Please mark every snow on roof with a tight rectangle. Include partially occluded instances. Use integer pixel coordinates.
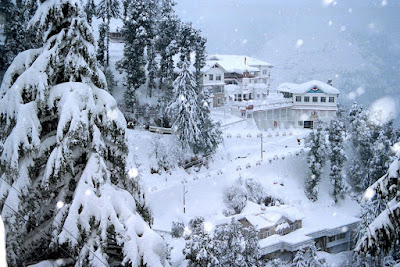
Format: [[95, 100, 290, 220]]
[[206, 54, 272, 74], [259, 228, 314, 252], [278, 80, 340, 95], [238, 202, 303, 230]]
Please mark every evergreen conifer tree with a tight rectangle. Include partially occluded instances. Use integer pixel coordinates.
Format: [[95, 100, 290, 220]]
[[1, 0, 37, 69], [328, 118, 347, 203], [168, 59, 221, 155], [183, 217, 218, 266], [118, 0, 151, 116], [156, 0, 179, 105], [84, 0, 96, 24], [212, 219, 261, 267], [96, 0, 120, 66], [292, 248, 306, 267], [0, 0, 166, 265], [355, 150, 400, 261], [305, 122, 329, 201]]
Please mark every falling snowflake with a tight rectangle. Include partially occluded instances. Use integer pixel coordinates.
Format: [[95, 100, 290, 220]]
[[204, 222, 214, 232], [56, 201, 64, 209], [381, 0, 387, 6], [363, 188, 375, 201], [340, 25, 346, 32], [296, 39, 304, 48], [107, 109, 118, 121], [242, 39, 248, 44], [85, 189, 91, 196], [128, 168, 139, 179]]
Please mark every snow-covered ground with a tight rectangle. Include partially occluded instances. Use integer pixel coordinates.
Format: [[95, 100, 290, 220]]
[[125, 110, 360, 265]]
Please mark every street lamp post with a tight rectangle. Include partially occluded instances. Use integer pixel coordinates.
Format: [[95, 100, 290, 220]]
[[181, 179, 188, 214]]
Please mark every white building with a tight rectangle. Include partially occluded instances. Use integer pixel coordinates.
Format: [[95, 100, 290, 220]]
[[205, 55, 273, 105], [277, 80, 340, 129], [201, 62, 226, 107]]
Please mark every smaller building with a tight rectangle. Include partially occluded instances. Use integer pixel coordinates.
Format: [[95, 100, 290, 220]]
[[223, 201, 360, 260], [238, 204, 303, 240], [277, 80, 339, 129]]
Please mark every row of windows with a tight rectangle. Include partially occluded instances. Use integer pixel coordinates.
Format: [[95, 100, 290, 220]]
[[207, 74, 222, 81], [296, 96, 335, 103], [328, 232, 346, 243]]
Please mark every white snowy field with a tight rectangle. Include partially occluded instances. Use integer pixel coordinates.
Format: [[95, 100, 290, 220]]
[[126, 111, 360, 266]]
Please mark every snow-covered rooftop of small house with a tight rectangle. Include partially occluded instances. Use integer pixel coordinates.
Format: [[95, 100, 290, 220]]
[[235, 202, 303, 230], [206, 55, 272, 74], [277, 80, 340, 95]]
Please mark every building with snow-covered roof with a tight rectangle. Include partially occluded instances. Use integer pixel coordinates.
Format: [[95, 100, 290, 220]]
[[220, 201, 360, 259], [201, 62, 226, 107], [277, 80, 340, 129], [237, 204, 303, 240], [206, 55, 273, 105]]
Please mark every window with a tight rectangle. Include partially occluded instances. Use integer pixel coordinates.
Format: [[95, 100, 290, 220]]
[[337, 233, 346, 240], [296, 96, 301, 102], [328, 236, 336, 242], [329, 97, 335, 103], [313, 96, 318, 102], [249, 93, 252, 99], [298, 121, 303, 126], [238, 94, 242, 101], [209, 74, 213, 81], [215, 86, 222, 93], [263, 70, 267, 75], [290, 224, 294, 232], [257, 94, 261, 99], [304, 96, 310, 102], [216, 74, 221, 81], [217, 97, 221, 105], [321, 97, 326, 102]]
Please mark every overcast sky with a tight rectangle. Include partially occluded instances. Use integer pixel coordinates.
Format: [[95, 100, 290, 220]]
[[174, 0, 400, 119]]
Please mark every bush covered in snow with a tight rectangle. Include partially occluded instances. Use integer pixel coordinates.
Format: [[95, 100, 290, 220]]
[[171, 221, 185, 238], [223, 177, 274, 215]]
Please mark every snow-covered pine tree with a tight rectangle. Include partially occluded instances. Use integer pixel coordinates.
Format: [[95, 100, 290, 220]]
[[96, 0, 120, 66], [1, 0, 37, 69], [306, 243, 326, 267], [0, 0, 167, 265], [168, 58, 220, 155], [183, 217, 218, 266], [84, 0, 96, 24], [118, 0, 151, 117], [145, 0, 158, 98], [328, 118, 347, 203], [355, 150, 400, 261], [156, 0, 179, 105], [212, 218, 261, 267], [348, 103, 373, 190], [305, 122, 329, 201], [369, 129, 394, 184], [292, 248, 306, 267], [193, 29, 206, 93]]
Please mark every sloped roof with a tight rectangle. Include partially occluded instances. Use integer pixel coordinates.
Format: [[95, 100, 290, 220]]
[[206, 54, 272, 74], [278, 80, 340, 95], [238, 201, 303, 230]]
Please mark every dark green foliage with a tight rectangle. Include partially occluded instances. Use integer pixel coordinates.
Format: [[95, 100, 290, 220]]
[[328, 118, 347, 203], [305, 122, 329, 201], [1, 0, 37, 69]]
